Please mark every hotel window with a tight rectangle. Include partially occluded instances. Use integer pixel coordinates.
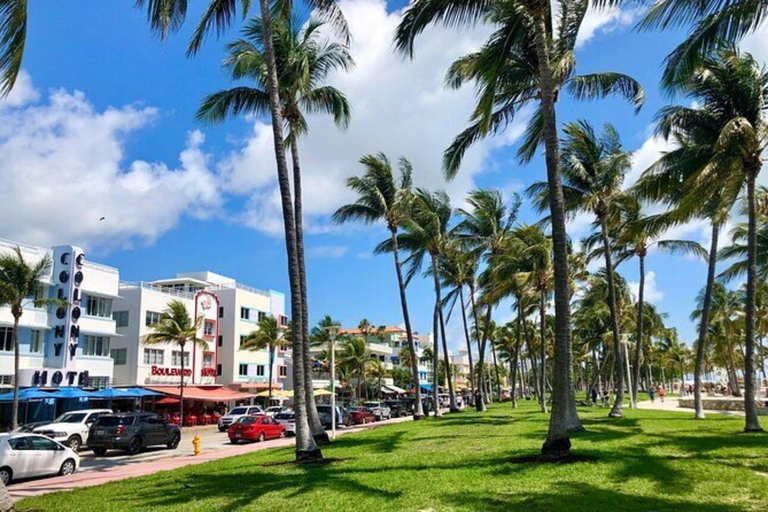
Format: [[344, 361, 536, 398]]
[[0, 327, 13, 352], [257, 311, 268, 322], [240, 307, 250, 320], [256, 365, 265, 377], [204, 320, 215, 337], [145, 311, 162, 327], [218, 306, 224, 318], [203, 352, 214, 367], [171, 351, 190, 367], [86, 296, 113, 318], [239, 364, 248, 376], [29, 330, 43, 354], [239, 335, 247, 348], [279, 315, 288, 327], [112, 311, 129, 328], [217, 335, 223, 348], [89, 377, 109, 389], [82, 335, 110, 357], [279, 366, 287, 377], [0, 375, 12, 386], [217, 364, 222, 376], [110, 348, 127, 365], [144, 348, 164, 365]]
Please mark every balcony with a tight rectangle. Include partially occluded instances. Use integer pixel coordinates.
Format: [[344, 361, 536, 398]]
[[367, 342, 393, 356]]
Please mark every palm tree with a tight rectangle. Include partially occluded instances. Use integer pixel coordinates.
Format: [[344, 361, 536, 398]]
[[640, 49, 766, 430], [379, 188, 459, 413], [394, 0, 644, 459], [0, 247, 64, 429], [357, 319, 372, 340], [530, 120, 631, 418], [454, 189, 521, 408], [242, 315, 288, 403], [198, 13, 351, 446], [142, 300, 207, 427], [333, 153, 425, 419], [338, 337, 372, 400]]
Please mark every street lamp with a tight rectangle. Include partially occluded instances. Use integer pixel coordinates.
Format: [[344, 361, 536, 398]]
[[620, 334, 635, 409], [323, 325, 339, 440]]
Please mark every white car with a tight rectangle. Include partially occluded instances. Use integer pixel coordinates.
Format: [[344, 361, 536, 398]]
[[217, 406, 264, 432], [0, 433, 79, 485], [274, 411, 296, 436], [33, 409, 112, 451], [264, 406, 291, 418], [363, 402, 391, 420]]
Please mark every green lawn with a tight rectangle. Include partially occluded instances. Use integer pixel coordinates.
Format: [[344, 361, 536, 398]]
[[18, 401, 768, 511]]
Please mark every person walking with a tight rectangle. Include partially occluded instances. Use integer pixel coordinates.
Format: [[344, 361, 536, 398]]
[[658, 385, 666, 403], [649, 386, 656, 403], [591, 387, 598, 405]]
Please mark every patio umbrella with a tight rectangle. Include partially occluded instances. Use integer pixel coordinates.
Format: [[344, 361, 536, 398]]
[[157, 397, 180, 405], [313, 389, 333, 396]]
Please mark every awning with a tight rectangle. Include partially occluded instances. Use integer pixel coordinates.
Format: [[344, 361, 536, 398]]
[[382, 384, 407, 394], [156, 397, 180, 405], [0, 387, 91, 401], [144, 386, 256, 402], [420, 383, 433, 391], [90, 388, 136, 399]]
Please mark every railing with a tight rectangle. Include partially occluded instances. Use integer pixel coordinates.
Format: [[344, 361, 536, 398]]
[[83, 261, 119, 274], [205, 282, 271, 298], [119, 281, 195, 299]]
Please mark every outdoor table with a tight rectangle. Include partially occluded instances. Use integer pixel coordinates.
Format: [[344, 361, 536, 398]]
[[169, 415, 181, 425], [201, 414, 212, 425], [184, 415, 198, 427]]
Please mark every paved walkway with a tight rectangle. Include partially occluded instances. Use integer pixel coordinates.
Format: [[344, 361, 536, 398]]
[[636, 397, 745, 416], [9, 415, 414, 502]]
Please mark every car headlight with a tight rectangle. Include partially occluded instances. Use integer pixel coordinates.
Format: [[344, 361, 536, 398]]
[[51, 431, 67, 438]]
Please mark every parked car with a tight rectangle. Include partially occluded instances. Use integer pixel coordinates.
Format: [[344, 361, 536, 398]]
[[227, 415, 285, 443], [347, 406, 375, 425], [264, 406, 291, 418], [218, 406, 264, 432], [0, 433, 79, 485], [316, 405, 350, 429], [384, 400, 407, 418], [88, 413, 181, 456], [273, 411, 296, 436], [33, 409, 112, 451], [363, 401, 391, 421], [13, 421, 51, 433]]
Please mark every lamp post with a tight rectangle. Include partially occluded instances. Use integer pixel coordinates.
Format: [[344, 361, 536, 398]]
[[620, 334, 635, 409], [323, 325, 339, 440]]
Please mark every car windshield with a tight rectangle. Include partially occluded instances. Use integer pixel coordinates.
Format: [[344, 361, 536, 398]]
[[237, 417, 258, 425], [363, 403, 379, 408], [275, 413, 294, 420], [229, 407, 248, 415], [348, 407, 361, 412], [54, 412, 87, 424], [94, 416, 134, 427], [316, 406, 331, 412]]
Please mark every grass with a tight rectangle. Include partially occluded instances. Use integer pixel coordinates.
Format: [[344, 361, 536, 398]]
[[18, 400, 768, 511]]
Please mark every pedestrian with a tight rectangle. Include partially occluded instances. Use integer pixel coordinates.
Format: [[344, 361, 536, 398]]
[[591, 387, 598, 405], [658, 385, 666, 403], [602, 389, 610, 407], [649, 386, 655, 403], [474, 389, 483, 412]]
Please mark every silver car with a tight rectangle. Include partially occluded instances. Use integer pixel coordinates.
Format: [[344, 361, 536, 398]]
[[363, 401, 391, 421], [273, 411, 296, 436]]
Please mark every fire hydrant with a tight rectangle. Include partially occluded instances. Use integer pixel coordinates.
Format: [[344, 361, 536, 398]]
[[192, 434, 201, 456]]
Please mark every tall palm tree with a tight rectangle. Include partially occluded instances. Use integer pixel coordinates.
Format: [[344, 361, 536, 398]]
[[395, 0, 644, 459], [585, 195, 707, 406], [333, 153, 425, 419], [454, 189, 521, 408], [198, 13, 352, 445], [357, 319, 372, 340], [142, 300, 207, 427], [640, 49, 766, 430], [0, 246, 63, 429], [242, 314, 288, 403], [529, 120, 631, 418], [380, 188, 459, 413], [338, 337, 372, 400]]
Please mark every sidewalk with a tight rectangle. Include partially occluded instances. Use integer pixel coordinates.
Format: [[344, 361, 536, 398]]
[[10, 415, 413, 502], [636, 397, 746, 416]]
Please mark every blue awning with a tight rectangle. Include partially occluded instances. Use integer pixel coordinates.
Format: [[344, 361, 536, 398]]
[[420, 383, 433, 391], [124, 387, 163, 397], [54, 387, 96, 399], [0, 387, 71, 401], [90, 388, 136, 399]]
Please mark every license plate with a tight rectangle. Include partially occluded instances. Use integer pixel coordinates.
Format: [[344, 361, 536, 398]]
[[96, 430, 105, 435], [235, 433, 241, 438]]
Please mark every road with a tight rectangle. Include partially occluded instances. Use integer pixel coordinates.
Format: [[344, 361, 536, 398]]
[[9, 415, 414, 502]]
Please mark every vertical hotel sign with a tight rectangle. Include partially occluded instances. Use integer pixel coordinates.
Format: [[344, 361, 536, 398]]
[[44, 245, 87, 386]]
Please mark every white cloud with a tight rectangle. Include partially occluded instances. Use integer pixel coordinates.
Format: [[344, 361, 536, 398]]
[[576, 7, 642, 49], [308, 245, 349, 258], [227, 0, 529, 236], [629, 270, 664, 303], [0, 78, 221, 250], [0, 70, 39, 109]]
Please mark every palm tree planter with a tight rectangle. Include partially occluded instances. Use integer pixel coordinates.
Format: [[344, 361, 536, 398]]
[[142, 300, 207, 427]]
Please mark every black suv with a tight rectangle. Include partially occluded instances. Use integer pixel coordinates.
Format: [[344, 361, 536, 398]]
[[384, 400, 406, 418], [88, 413, 181, 456]]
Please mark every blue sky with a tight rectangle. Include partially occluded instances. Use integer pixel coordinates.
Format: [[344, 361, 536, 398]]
[[2, 0, 766, 349]]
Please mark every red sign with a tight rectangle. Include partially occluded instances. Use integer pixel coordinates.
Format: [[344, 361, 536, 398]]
[[151, 366, 192, 377], [201, 367, 217, 377]]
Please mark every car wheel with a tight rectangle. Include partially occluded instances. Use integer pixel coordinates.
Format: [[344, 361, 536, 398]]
[[59, 458, 76, 477], [167, 434, 180, 449], [258, 432, 266, 442], [229, 438, 239, 444], [67, 435, 81, 452], [0, 467, 11, 486], [280, 430, 286, 438], [127, 436, 142, 455], [92, 447, 107, 456]]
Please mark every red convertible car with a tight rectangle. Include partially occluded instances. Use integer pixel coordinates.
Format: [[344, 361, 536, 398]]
[[348, 406, 375, 425], [228, 415, 285, 443]]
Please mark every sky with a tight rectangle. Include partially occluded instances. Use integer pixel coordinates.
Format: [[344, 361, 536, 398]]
[[1, 0, 767, 351]]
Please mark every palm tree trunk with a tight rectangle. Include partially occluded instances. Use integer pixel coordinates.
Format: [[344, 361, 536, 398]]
[[11, 314, 20, 430], [459, 287, 475, 393], [268, 344, 275, 403], [432, 300, 442, 417], [179, 341, 185, 428], [390, 227, 424, 419], [600, 219, 625, 418], [511, 301, 523, 408], [432, 255, 458, 412], [490, 339, 502, 402], [468, 282, 487, 410], [744, 169, 763, 431], [539, 291, 548, 414], [529, 0, 570, 459], [289, 135, 329, 445], [480, 305, 494, 405], [256, 0, 320, 461], [525, 325, 540, 402], [632, 254, 645, 409], [694, 224, 719, 419]]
